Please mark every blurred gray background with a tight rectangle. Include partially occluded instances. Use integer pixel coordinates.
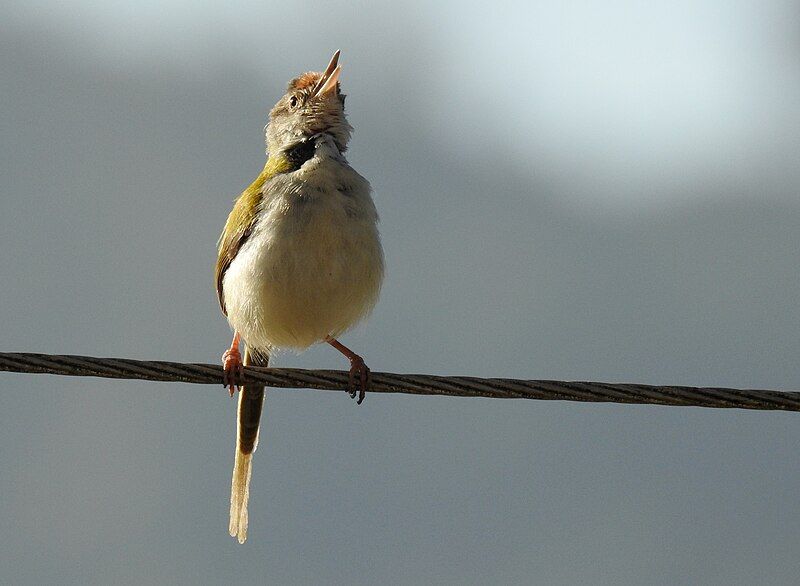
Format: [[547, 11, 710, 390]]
[[2, 1, 799, 584]]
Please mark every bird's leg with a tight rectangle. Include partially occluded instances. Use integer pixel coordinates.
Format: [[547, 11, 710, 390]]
[[222, 331, 244, 396], [326, 337, 370, 405]]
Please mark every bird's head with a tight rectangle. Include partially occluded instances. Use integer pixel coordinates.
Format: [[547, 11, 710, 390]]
[[265, 50, 352, 156]]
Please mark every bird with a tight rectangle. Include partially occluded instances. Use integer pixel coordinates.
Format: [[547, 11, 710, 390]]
[[215, 50, 384, 544]]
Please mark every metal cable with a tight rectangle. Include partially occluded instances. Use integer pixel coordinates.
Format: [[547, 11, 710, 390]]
[[1, 351, 799, 412]]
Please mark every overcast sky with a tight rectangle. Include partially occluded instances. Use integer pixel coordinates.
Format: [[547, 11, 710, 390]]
[[2, 1, 800, 584]]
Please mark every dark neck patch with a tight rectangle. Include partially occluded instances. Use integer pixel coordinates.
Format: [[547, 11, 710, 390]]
[[284, 138, 317, 170]]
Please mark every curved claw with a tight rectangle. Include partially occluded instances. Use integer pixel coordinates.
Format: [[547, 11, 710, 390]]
[[347, 355, 370, 405], [326, 337, 370, 405], [222, 348, 243, 396]]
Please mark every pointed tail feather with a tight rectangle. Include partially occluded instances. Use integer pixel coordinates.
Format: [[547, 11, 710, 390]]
[[229, 347, 268, 544]]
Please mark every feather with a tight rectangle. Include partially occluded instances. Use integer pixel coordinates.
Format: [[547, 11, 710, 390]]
[[229, 346, 269, 544], [215, 156, 292, 314]]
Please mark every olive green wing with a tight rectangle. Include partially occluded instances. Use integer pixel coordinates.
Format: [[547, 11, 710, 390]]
[[216, 172, 269, 315], [215, 146, 315, 314]]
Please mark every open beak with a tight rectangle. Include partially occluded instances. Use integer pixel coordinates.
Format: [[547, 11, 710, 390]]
[[312, 50, 342, 97]]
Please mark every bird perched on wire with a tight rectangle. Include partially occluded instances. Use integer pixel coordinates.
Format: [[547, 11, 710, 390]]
[[215, 50, 384, 544]]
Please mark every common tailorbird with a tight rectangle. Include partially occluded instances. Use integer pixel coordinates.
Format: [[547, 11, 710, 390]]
[[215, 50, 384, 543]]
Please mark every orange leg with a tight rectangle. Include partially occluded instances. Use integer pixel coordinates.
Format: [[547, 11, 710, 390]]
[[326, 337, 370, 405], [221, 331, 243, 397]]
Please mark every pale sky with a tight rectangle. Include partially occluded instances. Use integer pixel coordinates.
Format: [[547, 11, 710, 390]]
[[2, 1, 800, 584]]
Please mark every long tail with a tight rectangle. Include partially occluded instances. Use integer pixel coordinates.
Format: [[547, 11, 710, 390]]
[[229, 346, 268, 544]]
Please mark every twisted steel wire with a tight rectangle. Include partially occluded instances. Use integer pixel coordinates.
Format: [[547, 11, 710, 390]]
[[1, 351, 799, 411]]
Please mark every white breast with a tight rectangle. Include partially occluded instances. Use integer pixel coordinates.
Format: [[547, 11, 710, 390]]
[[222, 144, 384, 351]]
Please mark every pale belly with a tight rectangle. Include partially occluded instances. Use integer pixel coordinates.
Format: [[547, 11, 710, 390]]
[[222, 170, 383, 351]]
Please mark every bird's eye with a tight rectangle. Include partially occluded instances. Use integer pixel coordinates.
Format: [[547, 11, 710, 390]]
[[289, 96, 299, 109]]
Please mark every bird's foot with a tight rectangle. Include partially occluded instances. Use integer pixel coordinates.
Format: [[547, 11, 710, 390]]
[[326, 337, 370, 405], [222, 348, 243, 396], [222, 333, 243, 396], [347, 354, 370, 405]]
